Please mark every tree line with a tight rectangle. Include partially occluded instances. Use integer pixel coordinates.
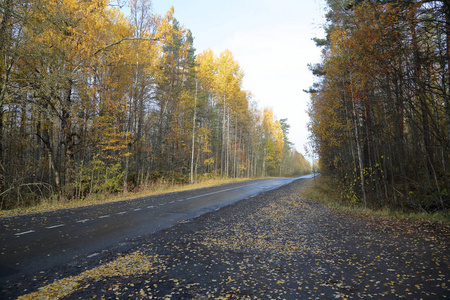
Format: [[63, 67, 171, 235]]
[[308, 0, 449, 211], [0, 0, 311, 209]]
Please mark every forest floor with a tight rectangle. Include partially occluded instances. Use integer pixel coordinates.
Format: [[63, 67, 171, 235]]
[[302, 176, 450, 224], [5, 178, 450, 299]]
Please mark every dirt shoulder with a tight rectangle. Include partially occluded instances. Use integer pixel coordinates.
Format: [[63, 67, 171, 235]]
[[4, 178, 450, 299]]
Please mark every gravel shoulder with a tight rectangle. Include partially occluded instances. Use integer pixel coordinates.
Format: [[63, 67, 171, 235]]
[[3, 178, 450, 299]]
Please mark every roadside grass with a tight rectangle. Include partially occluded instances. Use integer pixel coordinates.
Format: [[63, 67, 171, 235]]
[[0, 177, 258, 218], [301, 175, 450, 224]]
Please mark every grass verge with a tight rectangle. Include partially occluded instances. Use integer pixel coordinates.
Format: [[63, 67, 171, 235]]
[[301, 175, 450, 224], [0, 177, 257, 218]]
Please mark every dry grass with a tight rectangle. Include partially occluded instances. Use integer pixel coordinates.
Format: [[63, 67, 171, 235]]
[[301, 175, 450, 224], [0, 178, 255, 218]]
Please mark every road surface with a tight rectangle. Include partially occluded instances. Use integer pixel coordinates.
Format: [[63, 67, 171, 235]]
[[3, 175, 449, 299], [0, 175, 313, 285]]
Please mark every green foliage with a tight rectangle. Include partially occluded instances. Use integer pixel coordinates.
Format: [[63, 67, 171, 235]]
[[71, 155, 123, 198]]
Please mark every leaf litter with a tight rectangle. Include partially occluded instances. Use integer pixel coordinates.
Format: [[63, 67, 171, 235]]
[[9, 179, 450, 299]]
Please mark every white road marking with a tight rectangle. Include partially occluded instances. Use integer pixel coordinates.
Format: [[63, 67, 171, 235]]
[[46, 224, 65, 229], [99, 215, 110, 218], [87, 253, 99, 258], [76, 219, 90, 223], [178, 199, 184, 202], [186, 186, 241, 200], [169, 201, 175, 204], [185, 181, 262, 201], [15, 230, 35, 236], [133, 208, 141, 211], [117, 211, 127, 215], [159, 203, 166, 206], [147, 205, 154, 209]]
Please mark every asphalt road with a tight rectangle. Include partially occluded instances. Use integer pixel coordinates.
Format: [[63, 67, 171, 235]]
[[4, 175, 448, 299], [0, 175, 313, 285]]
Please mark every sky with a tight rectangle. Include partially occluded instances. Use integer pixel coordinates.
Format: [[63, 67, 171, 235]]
[[152, 0, 327, 159]]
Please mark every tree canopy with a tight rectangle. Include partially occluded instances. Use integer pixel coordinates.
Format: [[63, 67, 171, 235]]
[[308, 0, 449, 211], [0, 0, 311, 209]]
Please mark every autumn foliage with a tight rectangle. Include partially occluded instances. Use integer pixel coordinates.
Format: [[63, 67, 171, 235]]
[[308, 0, 450, 211], [0, 0, 310, 209]]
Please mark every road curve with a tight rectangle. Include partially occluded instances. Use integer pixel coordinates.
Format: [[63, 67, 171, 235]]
[[0, 175, 313, 284]]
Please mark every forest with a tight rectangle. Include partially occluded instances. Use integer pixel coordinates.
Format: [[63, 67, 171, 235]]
[[308, 0, 449, 212], [0, 0, 311, 209]]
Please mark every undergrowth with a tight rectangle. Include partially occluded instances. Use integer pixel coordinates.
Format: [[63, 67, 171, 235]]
[[302, 175, 450, 224]]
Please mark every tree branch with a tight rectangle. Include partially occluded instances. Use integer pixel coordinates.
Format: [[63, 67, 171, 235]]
[[94, 37, 159, 55]]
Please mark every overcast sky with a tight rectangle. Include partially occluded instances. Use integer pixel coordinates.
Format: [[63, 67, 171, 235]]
[[152, 0, 327, 159]]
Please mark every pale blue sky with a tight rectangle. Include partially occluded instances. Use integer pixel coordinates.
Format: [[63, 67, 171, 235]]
[[152, 0, 327, 157]]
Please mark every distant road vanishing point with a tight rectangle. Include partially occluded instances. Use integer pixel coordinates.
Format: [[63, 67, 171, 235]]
[[0, 175, 313, 285]]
